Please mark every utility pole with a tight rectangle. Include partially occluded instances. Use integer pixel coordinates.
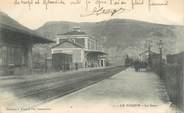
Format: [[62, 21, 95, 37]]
[[145, 40, 153, 68], [158, 40, 163, 76], [158, 40, 163, 63], [45, 53, 48, 73]]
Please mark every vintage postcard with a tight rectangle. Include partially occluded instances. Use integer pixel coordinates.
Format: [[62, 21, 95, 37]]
[[0, 0, 184, 113]]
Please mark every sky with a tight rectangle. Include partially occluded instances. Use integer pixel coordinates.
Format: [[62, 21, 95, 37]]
[[0, 0, 184, 29]]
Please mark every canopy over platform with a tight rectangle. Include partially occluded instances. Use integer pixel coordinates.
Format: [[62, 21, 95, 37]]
[[0, 12, 54, 44], [85, 50, 107, 55]]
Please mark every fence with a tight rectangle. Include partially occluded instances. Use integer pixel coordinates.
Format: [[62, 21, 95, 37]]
[[157, 52, 184, 111], [161, 64, 183, 111]]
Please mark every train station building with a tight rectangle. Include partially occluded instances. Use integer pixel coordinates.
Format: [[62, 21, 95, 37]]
[[51, 27, 107, 71]]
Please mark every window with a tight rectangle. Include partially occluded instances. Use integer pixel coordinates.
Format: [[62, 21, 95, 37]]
[[88, 40, 90, 50], [88, 39, 96, 50], [72, 39, 75, 43]]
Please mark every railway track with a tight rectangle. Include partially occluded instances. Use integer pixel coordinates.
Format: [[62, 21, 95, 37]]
[[3, 66, 125, 107]]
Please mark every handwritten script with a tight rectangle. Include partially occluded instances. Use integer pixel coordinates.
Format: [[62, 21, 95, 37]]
[[14, 0, 169, 16]]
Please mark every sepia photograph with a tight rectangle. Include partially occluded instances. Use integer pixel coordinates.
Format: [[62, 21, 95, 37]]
[[0, 0, 184, 113]]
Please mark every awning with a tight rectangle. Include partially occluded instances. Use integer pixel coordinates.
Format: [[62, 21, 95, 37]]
[[0, 12, 54, 44], [85, 50, 107, 55]]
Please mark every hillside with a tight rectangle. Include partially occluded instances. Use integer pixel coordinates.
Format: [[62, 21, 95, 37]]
[[35, 19, 183, 63]]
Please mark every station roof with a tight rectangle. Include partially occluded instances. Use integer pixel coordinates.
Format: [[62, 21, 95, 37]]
[[85, 50, 107, 55], [0, 12, 54, 44], [51, 40, 83, 49], [59, 30, 87, 36]]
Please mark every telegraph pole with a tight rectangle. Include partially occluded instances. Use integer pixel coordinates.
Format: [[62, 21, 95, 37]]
[[158, 40, 163, 64], [145, 40, 153, 68], [158, 40, 163, 76]]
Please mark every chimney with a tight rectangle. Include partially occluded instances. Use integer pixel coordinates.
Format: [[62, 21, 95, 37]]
[[56, 38, 60, 44]]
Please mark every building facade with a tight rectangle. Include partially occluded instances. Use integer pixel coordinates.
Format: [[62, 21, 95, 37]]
[[51, 27, 106, 71]]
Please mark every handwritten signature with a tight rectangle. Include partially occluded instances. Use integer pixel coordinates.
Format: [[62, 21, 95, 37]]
[[81, 6, 126, 17], [82, 0, 168, 16]]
